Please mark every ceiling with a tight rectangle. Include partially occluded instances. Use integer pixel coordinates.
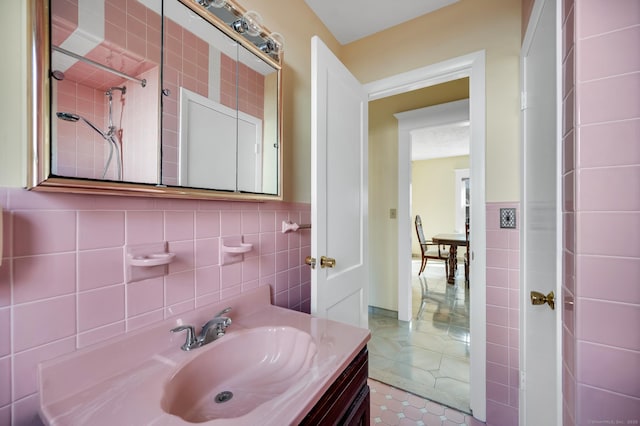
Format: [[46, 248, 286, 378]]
[[411, 122, 470, 161], [303, 0, 460, 45]]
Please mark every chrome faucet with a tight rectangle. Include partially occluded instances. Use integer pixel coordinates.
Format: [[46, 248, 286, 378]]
[[171, 307, 232, 351]]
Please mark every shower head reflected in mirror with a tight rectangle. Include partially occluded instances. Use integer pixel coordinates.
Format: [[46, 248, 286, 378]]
[[56, 112, 122, 180], [56, 112, 107, 138]]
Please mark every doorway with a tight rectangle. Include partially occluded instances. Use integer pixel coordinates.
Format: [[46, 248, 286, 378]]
[[365, 50, 487, 421]]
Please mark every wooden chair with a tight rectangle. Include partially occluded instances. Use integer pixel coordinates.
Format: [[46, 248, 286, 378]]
[[415, 215, 449, 276]]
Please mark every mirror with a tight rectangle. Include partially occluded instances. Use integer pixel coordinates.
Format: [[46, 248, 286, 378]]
[[32, 0, 282, 200]]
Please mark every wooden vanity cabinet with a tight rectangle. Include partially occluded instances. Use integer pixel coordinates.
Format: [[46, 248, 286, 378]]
[[300, 346, 369, 426]]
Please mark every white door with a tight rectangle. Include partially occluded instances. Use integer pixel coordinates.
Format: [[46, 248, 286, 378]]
[[310, 36, 369, 329], [521, 0, 561, 424]]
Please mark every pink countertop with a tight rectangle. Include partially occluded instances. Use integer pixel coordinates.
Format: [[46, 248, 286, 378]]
[[38, 286, 370, 425]]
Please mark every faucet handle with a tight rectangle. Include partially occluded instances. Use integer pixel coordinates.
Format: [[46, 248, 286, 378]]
[[214, 307, 232, 318], [171, 325, 197, 351]]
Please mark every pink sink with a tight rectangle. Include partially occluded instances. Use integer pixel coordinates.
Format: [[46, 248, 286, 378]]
[[160, 326, 317, 423]]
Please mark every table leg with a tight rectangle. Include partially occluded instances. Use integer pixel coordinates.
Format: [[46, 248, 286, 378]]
[[447, 245, 458, 284]]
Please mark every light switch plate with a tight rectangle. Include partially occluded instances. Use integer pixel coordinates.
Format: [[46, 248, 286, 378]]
[[500, 208, 516, 229]]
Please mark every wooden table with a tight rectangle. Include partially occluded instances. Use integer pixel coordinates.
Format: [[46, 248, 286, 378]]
[[431, 233, 468, 284]]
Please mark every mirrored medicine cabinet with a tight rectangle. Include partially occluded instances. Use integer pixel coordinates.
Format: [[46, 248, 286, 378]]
[[28, 0, 283, 200]]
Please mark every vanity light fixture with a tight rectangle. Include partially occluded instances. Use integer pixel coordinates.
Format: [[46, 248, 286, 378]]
[[197, 0, 226, 8], [232, 10, 263, 37], [259, 32, 285, 56]]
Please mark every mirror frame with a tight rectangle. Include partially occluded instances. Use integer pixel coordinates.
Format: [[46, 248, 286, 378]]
[[27, 0, 283, 201]]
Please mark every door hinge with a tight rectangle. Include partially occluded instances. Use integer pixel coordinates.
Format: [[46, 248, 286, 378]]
[[520, 370, 526, 388], [521, 92, 527, 110]]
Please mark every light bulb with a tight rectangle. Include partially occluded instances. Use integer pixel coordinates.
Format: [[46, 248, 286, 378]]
[[242, 11, 263, 37], [269, 32, 285, 54]]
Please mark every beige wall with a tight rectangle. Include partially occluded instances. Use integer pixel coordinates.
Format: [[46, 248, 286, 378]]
[[342, 0, 521, 203], [0, 1, 27, 187], [412, 155, 470, 255]]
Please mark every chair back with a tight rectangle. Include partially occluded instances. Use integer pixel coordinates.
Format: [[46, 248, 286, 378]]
[[415, 215, 427, 246]]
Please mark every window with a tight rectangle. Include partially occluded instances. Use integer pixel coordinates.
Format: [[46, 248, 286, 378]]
[[455, 169, 470, 233]]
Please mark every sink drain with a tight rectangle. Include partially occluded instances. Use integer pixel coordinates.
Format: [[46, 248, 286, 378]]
[[214, 391, 233, 403]]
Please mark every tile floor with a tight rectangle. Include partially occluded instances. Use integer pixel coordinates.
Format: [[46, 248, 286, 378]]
[[368, 261, 470, 413], [368, 379, 483, 426]]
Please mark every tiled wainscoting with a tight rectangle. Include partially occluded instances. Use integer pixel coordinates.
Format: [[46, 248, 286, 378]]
[[485, 202, 520, 425], [0, 187, 311, 425]]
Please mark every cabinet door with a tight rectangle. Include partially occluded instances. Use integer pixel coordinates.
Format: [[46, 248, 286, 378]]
[[300, 347, 369, 425], [340, 384, 370, 426]]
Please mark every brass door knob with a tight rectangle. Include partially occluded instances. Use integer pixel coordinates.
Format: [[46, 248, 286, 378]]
[[530, 290, 555, 310], [305, 256, 316, 269], [320, 256, 336, 268]]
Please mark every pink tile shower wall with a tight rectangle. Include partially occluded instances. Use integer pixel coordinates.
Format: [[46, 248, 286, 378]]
[[485, 202, 520, 426], [0, 188, 310, 425], [54, 80, 111, 180], [220, 53, 266, 120], [161, 16, 210, 186], [51, 0, 161, 181], [568, 1, 640, 425]]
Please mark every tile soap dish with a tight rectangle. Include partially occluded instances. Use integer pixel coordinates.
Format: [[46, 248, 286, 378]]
[[128, 252, 176, 267], [220, 236, 253, 265], [126, 242, 175, 283]]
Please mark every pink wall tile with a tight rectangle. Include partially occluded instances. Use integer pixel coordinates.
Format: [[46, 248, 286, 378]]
[[578, 166, 640, 211], [486, 248, 509, 269], [260, 211, 276, 232], [578, 341, 640, 397], [487, 324, 509, 347], [486, 267, 508, 288], [578, 119, 640, 168], [0, 309, 9, 358], [578, 256, 640, 304], [220, 262, 242, 289], [78, 211, 125, 250], [576, 384, 640, 425], [577, 0, 640, 38], [166, 270, 195, 305], [165, 211, 194, 241], [126, 211, 164, 244], [78, 285, 125, 332], [0, 356, 10, 407], [127, 277, 164, 317], [577, 212, 640, 257], [579, 26, 640, 82], [13, 253, 76, 303], [195, 238, 218, 267], [486, 286, 509, 308], [168, 240, 195, 274], [220, 211, 241, 236], [578, 73, 640, 125], [13, 296, 76, 352], [77, 248, 124, 291], [195, 265, 220, 297], [486, 400, 517, 426], [195, 211, 220, 238], [13, 211, 76, 256], [577, 299, 640, 351]]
